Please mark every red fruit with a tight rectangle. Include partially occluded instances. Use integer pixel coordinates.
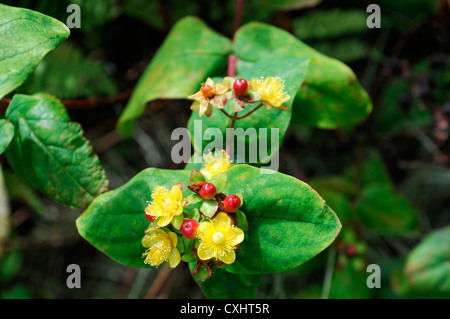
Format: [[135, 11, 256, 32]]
[[345, 244, 357, 258], [201, 84, 215, 99], [200, 183, 216, 200], [181, 219, 199, 239], [224, 194, 241, 212], [145, 213, 156, 222], [233, 79, 248, 96]]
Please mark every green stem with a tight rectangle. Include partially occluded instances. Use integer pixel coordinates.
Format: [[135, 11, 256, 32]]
[[321, 245, 336, 299]]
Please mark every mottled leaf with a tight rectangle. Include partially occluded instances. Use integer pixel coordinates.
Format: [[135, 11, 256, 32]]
[[224, 165, 341, 274], [0, 4, 70, 99], [116, 16, 231, 137], [187, 57, 309, 164], [403, 226, 450, 298], [5, 94, 108, 210], [0, 120, 14, 155], [77, 165, 341, 273], [233, 22, 372, 129], [77, 169, 191, 268]]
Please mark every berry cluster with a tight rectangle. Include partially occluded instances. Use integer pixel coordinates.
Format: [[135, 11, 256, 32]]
[[142, 167, 248, 280]]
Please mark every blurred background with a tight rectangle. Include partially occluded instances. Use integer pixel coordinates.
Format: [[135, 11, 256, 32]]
[[0, 0, 449, 298]]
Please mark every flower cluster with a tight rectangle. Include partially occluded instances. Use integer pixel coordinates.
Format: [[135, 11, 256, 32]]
[[141, 150, 248, 280], [188, 76, 290, 118]]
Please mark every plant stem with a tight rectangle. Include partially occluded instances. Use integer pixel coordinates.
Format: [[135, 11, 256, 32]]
[[144, 264, 173, 299], [228, 55, 237, 78], [220, 108, 234, 119], [235, 103, 263, 120], [225, 0, 245, 155], [0, 89, 133, 113], [232, 0, 245, 39], [321, 245, 336, 299]]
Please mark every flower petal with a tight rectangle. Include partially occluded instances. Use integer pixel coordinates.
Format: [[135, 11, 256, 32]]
[[197, 242, 213, 261], [198, 100, 209, 117], [188, 91, 203, 101], [215, 83, 229, 95], [219, 248, 236, 264], [166, 248, 181, 268], [170, 185, 183, 202], [230, 227, 245, 246], [157, 214, 173, 227], [205, 77, 215, 87], [214, 212, 232, 227], [147, 202, 163, 216], [210, 95, 224, 109], [197, 220, 213, 240], [167, 231, 178, 248]]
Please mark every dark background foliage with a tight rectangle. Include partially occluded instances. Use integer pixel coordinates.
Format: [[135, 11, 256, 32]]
[[0, 0, 449, 299]]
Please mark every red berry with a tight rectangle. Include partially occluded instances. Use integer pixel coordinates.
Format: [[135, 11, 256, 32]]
[[224, 194, 241, 212], [345, 244, 357, 258], [199, 183, 216, 200], [201, 84, 215, 99], [181, 219, 199, 239], [233, 79, 248, 96], [145, 213, 156, 222]]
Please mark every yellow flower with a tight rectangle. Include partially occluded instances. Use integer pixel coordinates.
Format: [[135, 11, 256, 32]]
[[188, 77, 229, 117], [250, 76, 290, 109], [142, 229, 181, 268], [196, 212, 244, 264], [145, 185, 183, 228], [200, 150, 233, 179]]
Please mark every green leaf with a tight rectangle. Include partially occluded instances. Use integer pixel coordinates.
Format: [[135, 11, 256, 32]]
[[187, 57, 309, 164], [116, 16, 231, 137], [16, 42, 117, 99], [403, 226, 450, 298], [181, 252, 197, 263], [0, 164, 11, 256], [233, 22, 372, 129], [292, 9, 367, 41], [236, 209, 249, 231], [224, 165, 341, 274], [357, 185, 419, 235], [0, 120, 14, 155], [330, 263, 373, 299], [190, 263, 261, 299], [190, 170, 205, 184], [187, 208, 200, 221], [200, 200, 218, 218], [373, 79, 432, 138], [3, 169, 46, 216], [176, 234, 185, 253], [0, 4, 70, 99], [344, 148, 394, 192], [4, 94, 108, 210], [182, 236, 195, 253], [171, 214, 184, 230], [184, 193, 202, 206], [209, 172, 227, 193], [76, 168, 191, 268], [235, 193, 244, 207]]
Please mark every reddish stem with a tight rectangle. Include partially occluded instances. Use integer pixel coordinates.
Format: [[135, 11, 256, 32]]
[[227, 55, 237, 78], [235, 103, 263, 120], [0, 89, 133, 113], [232, 0, 245, 39]]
